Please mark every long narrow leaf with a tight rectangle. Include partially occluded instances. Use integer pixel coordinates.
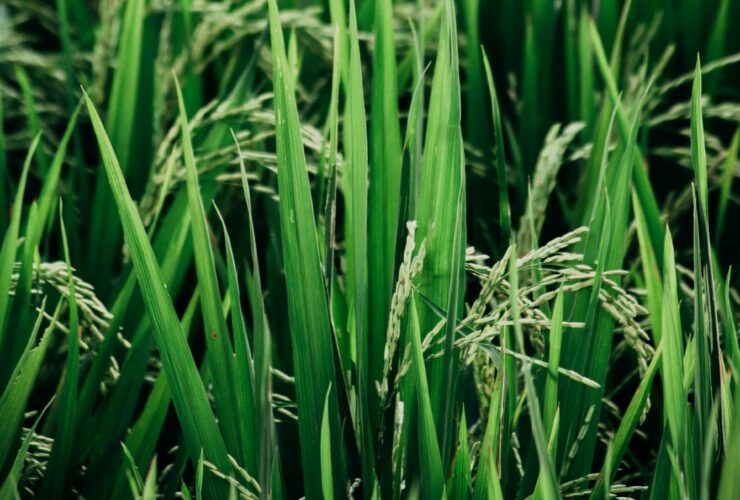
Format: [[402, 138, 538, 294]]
[[82, 90, 229, 498], [266, 1, 347, 496]]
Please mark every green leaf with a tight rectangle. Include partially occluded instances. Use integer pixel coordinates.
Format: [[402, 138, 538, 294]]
[[438, 186, 465, 465], [344, 1, 375, 489], [509, 244, 560, 500], [482, 50, 511, 244], [462, 0, 486, 147], [633, 189, 664, 343], [409, 300, 446, 499], [215, 204, 258, 475], [266, 1, 347, 496], [719, 382, 740, 499], [590, 346, 663, 499], [36, 105, 81, 236], [448, 408, 472, 500], [82, 89, 229, 498], [174, 75, 242, 461], [39, 203, 80, 499], [415, 0, 466, 450], [142, 457, 158, 500], [0, 302, 58, 468], [87, 0, 146, 284], [588, 20, 663, 267], [0, 398, 52, 499], [661, 230, 686, 455], [558, 63, 647, 476], [234, 131, 277, 496], [543, 287, 564, 439], [0, 134, 39, 342], [108, 290, 201, 500], [368, 0, 404, 421], [321, 385, 335, 500], [691, 57, 708, 215], [472, 363, 504, 500]]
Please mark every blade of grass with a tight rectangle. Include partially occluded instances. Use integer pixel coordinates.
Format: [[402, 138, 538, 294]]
[[0, 301, 58, 468], [344, 1, 375, 489], [718, 381, 740, 499], [633, 189, 664, 342], [448, 408, 472, 500], [108, 289, 200, 500], [588, 344, 663, 499], [415, 0, 466, 449], [319, 27, 341, 303], [36, 105, 81, 235], [559, 78, 646, 477], [400, 49, 426, 221], [368, 0, 404, 423], [321, 385, 335, 500], [438, 186, 465, 465], [689, 188, 714, 492], [175, 76, 243, 462], [82, 89, 229, 498], [533, 410, 560, 500], [215, 204, 258, 476], [509, 243, 560, 500], [0, 398, 52, 499], [462, 0, 486, 147], [39, 204, 80, 499], [234, 131, 277, 497], [588, 21, 664, 267], [662, 229, 687, 457], [482, 50, 511, 243], [13, 107, 81, 338], [0, 134, 39, 348], [472, 362, 505, 500], [691, 57, 708, 215], [577, 8, 594, 133], [543, 287, 564, 438], [86, 0, 145, 286], [266, 1, 348, 496], [409, 300, 446, 499], [326, 0, 349, 89]]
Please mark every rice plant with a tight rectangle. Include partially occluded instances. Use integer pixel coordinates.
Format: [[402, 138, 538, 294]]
[[1, 0, 740, 498]]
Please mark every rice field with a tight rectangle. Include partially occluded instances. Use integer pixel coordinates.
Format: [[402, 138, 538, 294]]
[[1, 0, 740, 498]]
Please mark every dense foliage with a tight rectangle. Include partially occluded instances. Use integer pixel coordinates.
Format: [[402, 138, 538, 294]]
[[1, 0, 739, 498]]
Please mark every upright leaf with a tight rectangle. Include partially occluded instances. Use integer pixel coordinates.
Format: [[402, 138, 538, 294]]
[[87, 0, 146, 285], [482, 50, 511, 244], [83, 90, 229, 498], [543, 288, 564, 438], [691, 57, 708, 214], [266, 1, 347, 496], [235, 132, 276, 497], [0, 134, 38, 343], [409, 301, 446, 499], [39, 205, 80, 498], [661, 230, 686, 455], [344, 0, 376, 490], [175, 76, 242, 461], [415, 0, 466, 449], [368, 0, 404, 420], [0, 303, 57, 468]]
